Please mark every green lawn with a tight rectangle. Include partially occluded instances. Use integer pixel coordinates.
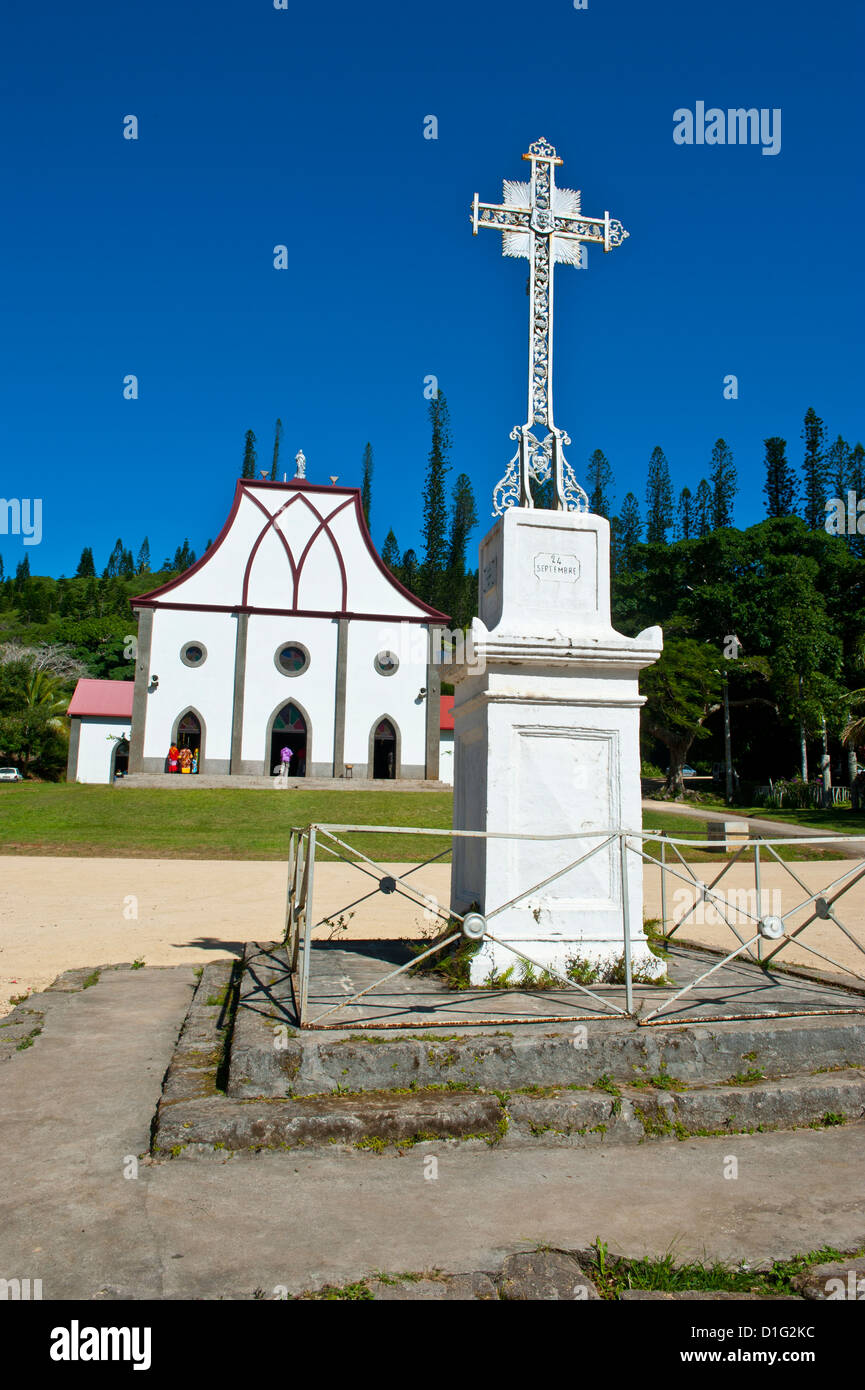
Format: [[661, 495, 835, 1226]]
[[0, 784, 849, 863], [0, 784, 453, 862], [705, 802, 865, 838]]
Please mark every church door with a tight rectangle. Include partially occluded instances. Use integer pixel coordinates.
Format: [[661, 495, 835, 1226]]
[[372, 719, 397, 780], [112, 738, 129, 779], [177, 712, 201, 773], [271, 704, 307, 777]]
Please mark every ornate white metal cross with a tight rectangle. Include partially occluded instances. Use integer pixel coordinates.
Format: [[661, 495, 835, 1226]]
[[472, 137, 629, 513]]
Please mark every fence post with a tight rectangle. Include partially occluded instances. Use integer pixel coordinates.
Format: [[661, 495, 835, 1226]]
[[754, 838, 762, 962], [620, 833, 634, 1015], [298, 825, 317, 1026], [660, 831, 667, 933]]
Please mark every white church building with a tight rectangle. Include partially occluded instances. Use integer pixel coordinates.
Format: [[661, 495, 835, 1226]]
[[67, 470, 451, 782]]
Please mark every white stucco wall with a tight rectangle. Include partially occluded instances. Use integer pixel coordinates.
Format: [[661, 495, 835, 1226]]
[[75, 718, 131, 784], [143, 609, 237, 764], [343, 621, 429, 772], [438, 730, 454, 785], [241, 614, 339, 769]]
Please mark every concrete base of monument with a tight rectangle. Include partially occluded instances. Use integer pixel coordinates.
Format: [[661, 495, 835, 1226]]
[[148, 942, 865, 1157], [467, 933, 667, 986]]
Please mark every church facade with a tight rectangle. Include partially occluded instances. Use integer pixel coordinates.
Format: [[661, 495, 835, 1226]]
[[124, 476, 449, 779]]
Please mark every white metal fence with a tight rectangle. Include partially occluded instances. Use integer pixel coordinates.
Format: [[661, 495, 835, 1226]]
[[284, 823, 865, 1029]]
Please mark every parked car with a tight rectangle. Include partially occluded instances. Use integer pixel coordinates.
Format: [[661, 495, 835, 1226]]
[[0, 767, 23, 782]]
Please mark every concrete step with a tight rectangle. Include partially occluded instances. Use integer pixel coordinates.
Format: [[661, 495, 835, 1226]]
[[152, 962, 865, 1156], [118, 773, 448, 791]]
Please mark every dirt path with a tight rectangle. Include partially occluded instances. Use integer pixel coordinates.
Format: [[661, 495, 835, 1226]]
[[2, 854, 864, 1014]]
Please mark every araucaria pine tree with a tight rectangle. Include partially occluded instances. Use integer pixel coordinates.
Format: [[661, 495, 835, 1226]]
[[826, 435, 850, 504], [645, 446, 674, 543], [801, 407, 828, 529], [136, 537, 151, 574], [762, 437, 797, 518], [75, 547, 96, 578], [381, 529, 400, 571], [676, 487, 694, 540], [361, 443, 374, 526], [270, 419, 283, 481], [586, 449, 614, 518], [615, 492, 642, 568], [444, 472, 478, 628], [710, 438, 737, 528], [848, 442, 865, 556], [694, 479, 713, 537], [420, 392, 451, 609], [241, 429, 257, 479]]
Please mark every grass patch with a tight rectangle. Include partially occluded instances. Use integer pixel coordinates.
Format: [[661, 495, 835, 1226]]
[[1, 785, 846, 864], [588, 1238, 865, 1299], [0, 784, 453, 862], [725, 1067, 766, 1086], [15, 1026, 42, 1051]]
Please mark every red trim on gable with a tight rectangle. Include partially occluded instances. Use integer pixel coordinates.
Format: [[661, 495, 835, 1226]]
[[351, 490, 450, 624], [130, 482, 244, 606], [242, 490, 300, 606], [292, 493, 352, 610], [130, 478, 451, 625], [129, 601, 441, 624]]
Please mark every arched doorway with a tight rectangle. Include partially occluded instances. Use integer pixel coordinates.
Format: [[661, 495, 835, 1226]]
[[111, 738, 129, 779], [270, 703, 308, 777], [171, 710, 203, 773], [371, 718, 397, 780]]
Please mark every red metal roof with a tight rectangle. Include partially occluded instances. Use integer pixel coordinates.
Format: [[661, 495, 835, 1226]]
[[440, 695, 454, 731], [67, 679, 134, 719]]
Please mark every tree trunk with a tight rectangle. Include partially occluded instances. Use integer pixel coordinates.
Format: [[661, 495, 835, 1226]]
[[662, 741, 692, 798], [799, 721, 808, 781]]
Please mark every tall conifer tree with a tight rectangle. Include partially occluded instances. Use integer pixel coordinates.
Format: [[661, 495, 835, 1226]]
[[75, 547, 96, 578], [645, 446, 673, 543], [710, 438, 737, 528], [361, 442, 374, 526], [270, 419, 283, 480], [420, 392, 451, 607], [241, 429, 257, 479], [762, 437, 797, 518], [587, 449, 614, 517], [444, 472, 478, 627], [381, 529, 400, 571], [694, 478, 713, 536], [676, 486, 694, 540], [615, 492, 642, 568], [801, 407, 827, 529]]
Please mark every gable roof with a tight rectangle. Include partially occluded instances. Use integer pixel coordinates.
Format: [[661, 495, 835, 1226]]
[[132, 479, 451, 624], [67, 679, 134, 719]]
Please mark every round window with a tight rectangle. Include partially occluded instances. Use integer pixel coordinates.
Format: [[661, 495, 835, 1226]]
[[275, 643, 310, 677], [374, 650, 399, 677], [180, 642, 207, 668]]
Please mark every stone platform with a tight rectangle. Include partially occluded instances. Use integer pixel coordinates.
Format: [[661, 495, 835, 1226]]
[[118, 774, 448, 791], [150, 943, 865, 1157]]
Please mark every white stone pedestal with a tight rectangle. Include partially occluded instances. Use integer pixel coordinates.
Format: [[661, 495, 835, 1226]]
[[451, 507, 663, 985]]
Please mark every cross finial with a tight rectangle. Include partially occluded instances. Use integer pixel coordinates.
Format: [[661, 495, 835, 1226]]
[[472, 138, 629, 514]]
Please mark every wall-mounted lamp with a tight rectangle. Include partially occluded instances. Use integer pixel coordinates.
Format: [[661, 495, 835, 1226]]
[[149, 674, 159, 692]]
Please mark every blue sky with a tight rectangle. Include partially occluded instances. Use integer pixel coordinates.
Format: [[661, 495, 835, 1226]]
[[1, 0, 862, 578]]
